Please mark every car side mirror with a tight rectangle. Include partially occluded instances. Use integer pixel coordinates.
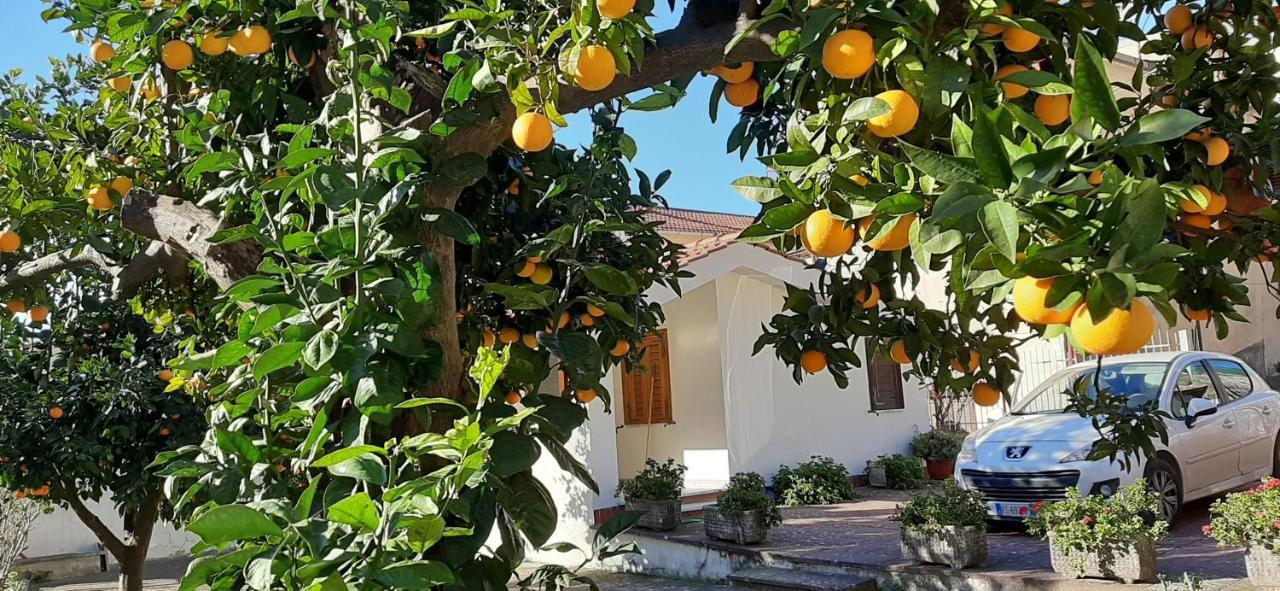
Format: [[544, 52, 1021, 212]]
[[1185, 398, 1218, 428]]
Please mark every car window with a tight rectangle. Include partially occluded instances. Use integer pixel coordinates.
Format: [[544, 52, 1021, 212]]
[[1171, 361, 1222, 418], [1208, 360, 1253, 401], [1012, 363, 1167, 415]]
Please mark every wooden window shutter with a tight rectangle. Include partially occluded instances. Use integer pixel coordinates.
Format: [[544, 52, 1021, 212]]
[[866, 344, 905, 411], [621, 330, 673, 425]]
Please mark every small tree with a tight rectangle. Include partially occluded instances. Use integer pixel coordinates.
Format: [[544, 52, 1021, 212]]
[[0, 292, 206, 591]]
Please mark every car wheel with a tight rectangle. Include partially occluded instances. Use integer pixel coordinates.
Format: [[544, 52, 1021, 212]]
[[1145, 458, 1182, 519]]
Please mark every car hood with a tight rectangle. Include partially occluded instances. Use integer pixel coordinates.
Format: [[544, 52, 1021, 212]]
[[974, 413, 1099, 444]]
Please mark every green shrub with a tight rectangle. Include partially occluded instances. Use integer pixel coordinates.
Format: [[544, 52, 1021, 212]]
[[870, 454, 924, 490], [909, 430, 967, 461], [895, 480, 987, 532], [1206, 477, 1280, 550], [773, 455, 855, 506], [619, 458, 686, 501], [716, 472, 783, 529], [1026, 481, 1168, 552]]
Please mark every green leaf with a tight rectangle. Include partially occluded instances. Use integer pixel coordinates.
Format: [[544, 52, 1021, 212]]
[[1118, 109, 1211, 147], [1000, 70, 1073, 95], [216, 428, 261, 464], [328, 492, 381, 532], [537, 332, 601, 374], [970, 108, 1013, 188], [1072, 35, 1122, 131], [372, 561, 454, 589], [253, 342, 305, 380], [921, 56, 969, 119], [1113, 180, 1168, 254], [484, 283, 558, 310], [761, 202, 810, 230], [930, 183, 993, 221], [842, 97, 890, 122], [498, 472, 557, 547], [422, 207, 481, 246], [582, 264, 638, 295], [900, 144, 981, 184], [980, 201, 1019, 262], [187, 505, 282, 546], [304, 330, 339, 370], [731, 176, 783, 203], [279, 148, 335, 169], [312, 445, 387, 468], [328, 453, 387, 485], [491, 431, 540, 478]]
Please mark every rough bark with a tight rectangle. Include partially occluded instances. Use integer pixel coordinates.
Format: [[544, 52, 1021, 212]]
[[60, 492, 128, 561], [0, 248, 119, 298], [120, 190, 262, 290]]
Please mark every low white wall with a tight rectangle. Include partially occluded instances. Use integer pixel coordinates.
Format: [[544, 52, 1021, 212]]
[[715, 273, 930, 479], [23, 497, 195, 559]]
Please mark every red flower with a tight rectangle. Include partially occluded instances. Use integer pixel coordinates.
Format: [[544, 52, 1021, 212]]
[[1020, 506, 1029, 515], [1082, 516, 1095, 526], [1202, 524, 1214, 537], [1032, 501, 1045, 511], [1272, 520, 1280, 529]]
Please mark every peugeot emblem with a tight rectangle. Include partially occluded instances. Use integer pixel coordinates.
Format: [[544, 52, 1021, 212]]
[[1005, 446, 1031, 460]]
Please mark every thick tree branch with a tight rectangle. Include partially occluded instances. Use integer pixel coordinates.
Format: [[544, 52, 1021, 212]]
[[111, 242, 187, 299], [59, 489, 128, 561], [0, 248, 119, 298], [558, 17, 790, 113], [121, 190, 261, 290]]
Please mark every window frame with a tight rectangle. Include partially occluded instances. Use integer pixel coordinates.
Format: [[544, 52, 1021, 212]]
[[620, 329, 674, 426], [865, 342, 905, 412], [1205, 358, 1254, 403], [1170, 360, 1225, 419]]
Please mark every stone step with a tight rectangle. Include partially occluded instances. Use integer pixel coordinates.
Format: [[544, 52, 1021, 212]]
[[728, 567, 877, 591]]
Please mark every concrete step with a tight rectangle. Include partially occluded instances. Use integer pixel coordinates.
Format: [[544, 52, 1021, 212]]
[[728, 567, 877, 591]]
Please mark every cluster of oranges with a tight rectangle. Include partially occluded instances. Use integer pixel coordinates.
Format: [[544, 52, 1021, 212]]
[[13, 484, 50, 499], [92, 24, 273, 98], [1012, 276, 1158, 356], [822, 29, 921, 138], [978, 5, 1074, 127], [514, 255, 554, 285], [509, 0, 637, 152], [83, 176, 134, 212], [5, 298, 50, 325], [1178, 183, 1231, 231], [800, 208, 916, 259], [709, 62, 758, 108]]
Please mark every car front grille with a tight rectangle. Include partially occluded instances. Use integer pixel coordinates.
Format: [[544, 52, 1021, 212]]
[[960, 469, 1081, 503]]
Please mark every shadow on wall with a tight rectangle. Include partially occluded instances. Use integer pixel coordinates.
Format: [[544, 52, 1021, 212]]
[[1233, 341, 1276, 388]]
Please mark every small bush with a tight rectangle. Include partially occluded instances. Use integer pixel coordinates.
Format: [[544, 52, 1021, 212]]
[[895, 480, 987, 533], [910, 430, 967, 461], [1026, 481, 1168, 552], [871, 454, 924, 490], [716, 472, 783, 529], [1206, 477, 1280, 549], [619, 458, 686, 501], [773, 455, 855, 506]]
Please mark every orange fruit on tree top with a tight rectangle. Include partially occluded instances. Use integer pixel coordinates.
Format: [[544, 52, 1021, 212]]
[[800, 350, 828, 374], [522, 333, 539, 349], [530, 263, 554, 285], [1181, 185, 1213, 213], [29, 306, 49, 323], [866, 90, 919, 138], [482, 327, 497, 348], [1003, 27, 1041, 52], [1184, 307, 1211, 322], [1165, 5, 1193, 34], [161, 40, 194, 71], [822, 29, 875, 79], [516, 259, 537, 278], [1203, 190, 1227, 216], [230, 25, 273, 56], [889, 339, 911, 365], [972, 383, 1001, 407], [716, 62, 755, 84], [1181, 25, 1213, 50], [598, 0, 636, 19], [995, 64, 1029, 99], [200, 30, 229, 55], [512, 112, 554, 152], [1012, 276, 1078, 324], [498, 327, 521, 344], [49, 406, 64, 419], [158, 369, 173, 382], [1181, 212, 1213, 229], [587, 303, 606, 317], [87, 187, 114, 211], [7, 299, 25, 314], [90, 41, 116, 63], [1034, 94, 1071, 126], [1070, 299, 1156, 356], [288, 46, 317, 68], [577, 388, 598, 403], [980, 4, 1013, 36], [0, 231, 20, 253], [859, 214, 915, 251], [610, 339, 631, 356], [108, 76, 131, 93], [109, 176, 133, 198], [856, 284, 881, 309], [571, 45, 616, 91], [802, 209, 855, 258], [724, 79, 759, 108], [1202, 136, 1230, 166], [505, 391, 523, 405], [1088, 169, 1104, 186], [951, 350, 981, 373]]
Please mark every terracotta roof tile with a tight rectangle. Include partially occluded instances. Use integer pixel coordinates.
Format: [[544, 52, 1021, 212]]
[[644, 207, 756, 235], [678, 232, 809, 265]]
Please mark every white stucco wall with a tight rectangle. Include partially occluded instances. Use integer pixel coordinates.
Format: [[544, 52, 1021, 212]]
[[23, 497, 195, 559], [612, 282, 730, 488]]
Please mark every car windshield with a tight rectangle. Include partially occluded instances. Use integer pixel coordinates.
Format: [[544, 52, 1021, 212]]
[[1011, 362, 1169, 415]]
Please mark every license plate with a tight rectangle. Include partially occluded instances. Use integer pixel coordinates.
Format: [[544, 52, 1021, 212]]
[[989, 501, 1035, 518]]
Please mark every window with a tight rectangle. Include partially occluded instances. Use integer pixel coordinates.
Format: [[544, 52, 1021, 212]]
[[866, 344, 905, 411], [1171, 361, 1222, 418], [1208, 359, 1253, 401], [621, 330, 673, 425]]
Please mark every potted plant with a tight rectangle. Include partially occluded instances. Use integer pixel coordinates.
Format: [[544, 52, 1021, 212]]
[[896, 480, 989, 568], [773, 456, 856, 506], [910, 430, 966, 480], [618, 458, 686, 531], [1205, 477, 1280, 586], [703, 472, 782, 544], [867, 454, 924, 490], [1026, 481, 1168, 584]]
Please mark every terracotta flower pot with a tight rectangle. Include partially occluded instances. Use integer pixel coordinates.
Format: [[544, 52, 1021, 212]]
[[925, 458, 955, 480]]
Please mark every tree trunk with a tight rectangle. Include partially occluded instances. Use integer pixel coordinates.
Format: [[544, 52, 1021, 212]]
[[117, 551, 144, 591]]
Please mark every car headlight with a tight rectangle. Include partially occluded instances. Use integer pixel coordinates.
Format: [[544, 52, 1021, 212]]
[[957, 437, 977, 461], [1059, 443, 1096, 464]]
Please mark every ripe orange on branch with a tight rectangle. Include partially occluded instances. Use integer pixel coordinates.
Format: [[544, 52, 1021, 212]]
[[713, 62, 754, 84], [800, 350, 828, 374], [972, 383, 1001, 407], [855, 284, 881, 309], [994, 64, 1029, 99], [90, 41, 116, 63], [866, 90, 919, 138], [161, 40, 195, 70], [1070, 300, 1156, 356], [0, 231, 20, 253], [889, 339, 911, 365], [822, 29, 875, 79], [598, 0, 636, 19], [1164, 5, 1193, 34], [1034, 94, 1071, 126], [1012, 276, 1078, 325], [28, 306, 49, 323], [512, 112, 554, 152], [1003, 26, 1041, 53], [200, 30, 229, 55], [570, 45, 616, 91], [802, 209, 855, 257], [858, 214, 915, 251], [724, 79, 759, 107], [229, 26, 272, 56]]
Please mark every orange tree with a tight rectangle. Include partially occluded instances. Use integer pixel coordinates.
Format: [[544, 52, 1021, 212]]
[[1, 0, 1279, 587], [0, 285, 206, 590]]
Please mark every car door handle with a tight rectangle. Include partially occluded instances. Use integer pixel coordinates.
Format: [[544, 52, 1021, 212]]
[[1224, 418, 1236, 428], [1264, 406, 1273, 415]]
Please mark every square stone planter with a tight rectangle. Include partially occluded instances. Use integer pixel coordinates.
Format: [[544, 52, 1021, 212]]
[[900, 525, 988, 569], [625, 498, 681, 531], [867, 465, 888, 488], [1245, 543, 1280, 589], [1048, 536, 1157, 584], [703, 505, 768, 544]]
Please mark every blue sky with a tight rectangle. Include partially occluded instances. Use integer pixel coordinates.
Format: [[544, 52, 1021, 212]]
[[0, 2, 761, 215]]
